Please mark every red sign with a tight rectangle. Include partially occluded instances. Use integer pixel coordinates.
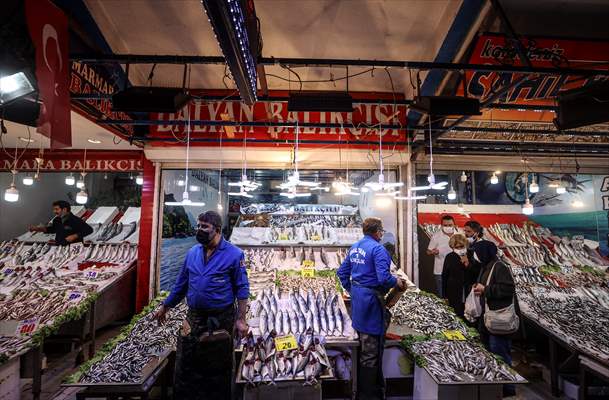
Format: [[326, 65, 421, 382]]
[[148, 90, 408, 148], [0, 150, 144, 172], [70, 61, 134, 137], [25, 0, 72, 148], [458, 34, 609, 122]]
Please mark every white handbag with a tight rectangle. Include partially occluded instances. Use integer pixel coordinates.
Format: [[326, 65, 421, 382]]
[[483, 262, 520, 335]]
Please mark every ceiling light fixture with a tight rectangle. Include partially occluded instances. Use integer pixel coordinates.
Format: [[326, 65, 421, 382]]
[[529, 175, 539, 193], [522, 198, 534, 215], [490, 172, 499, 185], [4, 148, 19, 202], [409, 119, 448, 192], [278, 121, 320, 191], [460, 171, 467, 182], [65, 173, 75, 186], [22, 175, 34, 186], [136, 174, 144, 185], [366, 122, 404, 193], [447, 184, 457, 200], [0, 71, 35, 105], [87, 138, 102, 144], [18, 136, 35, 143]]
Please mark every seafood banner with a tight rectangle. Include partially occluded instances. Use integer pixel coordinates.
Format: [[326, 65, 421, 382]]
[[148, 89, 408, 148], [457, 34, 609, 122], [0, 149, 144, 172]]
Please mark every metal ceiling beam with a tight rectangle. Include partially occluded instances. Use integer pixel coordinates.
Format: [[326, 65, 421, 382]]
[[415, 126, 609, 137], [95, 119, 404, 130], [68, 54, 609, 77], [433, 140, 609, 155]]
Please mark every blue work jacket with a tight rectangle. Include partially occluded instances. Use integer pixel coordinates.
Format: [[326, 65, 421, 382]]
[[337, 235, 397, 335], [164, 238, 250, 309]]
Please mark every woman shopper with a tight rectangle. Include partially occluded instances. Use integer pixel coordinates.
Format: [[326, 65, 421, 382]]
[[472, 240, 518, 397], [441, 234, 469, 317]]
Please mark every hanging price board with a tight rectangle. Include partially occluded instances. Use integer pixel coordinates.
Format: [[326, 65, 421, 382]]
[[16, 318, 38, 336], [442, 330, 466, 341], [274, 334, 298, 351]]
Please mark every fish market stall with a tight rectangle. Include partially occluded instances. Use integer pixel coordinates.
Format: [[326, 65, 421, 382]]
[[0, 212, 140, 400], [419, 213, 609, 397], [63, 295, 185, 398]]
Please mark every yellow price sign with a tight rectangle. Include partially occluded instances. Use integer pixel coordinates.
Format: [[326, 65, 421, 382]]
[[301, 268, 315, 278], [278, 234, 289, 241], [310, 235, 321, 241], [302, 260, 315, 268], [275, 334, 298, 351], [442, 330, 466, 341]]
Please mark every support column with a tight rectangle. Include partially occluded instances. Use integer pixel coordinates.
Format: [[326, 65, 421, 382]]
[[136, 155, 155, 311]]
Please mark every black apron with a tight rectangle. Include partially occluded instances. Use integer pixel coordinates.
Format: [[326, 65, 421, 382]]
[[174, 305, 235, 400]]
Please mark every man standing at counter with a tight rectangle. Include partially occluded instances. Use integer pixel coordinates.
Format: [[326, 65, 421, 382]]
[[28, 200, 93, 245], [337, 217, 406, 400], [154, 211, 249, 400], [427, 215, 457, 297]]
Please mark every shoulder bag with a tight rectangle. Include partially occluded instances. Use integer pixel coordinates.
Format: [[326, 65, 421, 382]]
[[483, 262, 520, 335]]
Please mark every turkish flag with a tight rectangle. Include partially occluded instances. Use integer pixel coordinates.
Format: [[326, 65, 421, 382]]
[[25, 0, 72, 148]]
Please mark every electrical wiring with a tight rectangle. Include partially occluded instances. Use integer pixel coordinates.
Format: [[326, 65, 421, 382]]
[[266, 67, 376, 87]]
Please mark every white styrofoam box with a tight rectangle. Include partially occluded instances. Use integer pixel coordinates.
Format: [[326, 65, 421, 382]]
[[118, 207, 141, 224], [85, 207, 119, 225], [383, 347, 412, 378], [0, 357, 20, 400]]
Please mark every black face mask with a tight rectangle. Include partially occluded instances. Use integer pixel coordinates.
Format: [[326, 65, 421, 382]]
[[196, 229, 215, 246]]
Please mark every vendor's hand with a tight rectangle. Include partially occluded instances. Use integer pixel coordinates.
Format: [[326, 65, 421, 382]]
[[153, 305, 168, 325], [431, 248, 440, 256], [235, 318, 249, 338], [473, 283, 485, 296], [396, 278, 407, 291], [65, 234, 79, 243]]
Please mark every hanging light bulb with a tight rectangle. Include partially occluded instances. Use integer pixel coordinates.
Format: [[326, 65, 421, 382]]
[[529, 176, 539, 193], [217, 191, 223, 211], [136, 174, 144, 185], [177, 179, 185, 187], [556, 183, 566, 194], [76, 189, 88, 204], [65, 173, 75, 186], [447, 185, 457, 200], [522, 198, 534, 215], [460, 171, 467, 183], [104, 173, 108, 180], [490, 172, 499, 185], [4, 183, 19, 202], [76, 179, 85, 189], [22, 175, 34, 186], [181, 191, 192, 205]]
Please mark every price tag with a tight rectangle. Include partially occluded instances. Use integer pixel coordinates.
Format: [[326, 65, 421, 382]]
[[274, 334, 298, 351], [2, 268, 13, 275], [67, 291, 83, 302], [84, 270, 98, 279], [16, 318, 38, 336], [301, 268, 315, 278], [310, 235, 321, 241], [278, 234, 289, 241], [442, 330, 466, 341]]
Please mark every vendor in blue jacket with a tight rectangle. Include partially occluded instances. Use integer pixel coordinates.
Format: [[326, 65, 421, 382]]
[[337, 217, 406, 400], [154, 211, 249, 400]]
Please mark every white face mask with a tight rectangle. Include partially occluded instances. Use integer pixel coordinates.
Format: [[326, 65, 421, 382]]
[[473, 252, 481, 263], [442, 226, 455, 234], [467, 236, 475, 244], [454, 248, 467, 256]]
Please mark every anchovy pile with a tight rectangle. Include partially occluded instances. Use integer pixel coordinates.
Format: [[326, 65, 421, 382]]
[[80, 303, 187, 383], [279, 275, 338, 293], [240, 329, 331, 385], [520, 294, 609, 360], [411, 339, 520, 383], [0, 289, 81, 324], [0, 336, 32, 359], [250, 287, 349, 337], [391, 293, 467, 336]]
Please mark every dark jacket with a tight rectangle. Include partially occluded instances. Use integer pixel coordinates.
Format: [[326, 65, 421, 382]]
[[46, 213, 93, 245], [441, 252, 466, 317], [477, 257, 517, 335]]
